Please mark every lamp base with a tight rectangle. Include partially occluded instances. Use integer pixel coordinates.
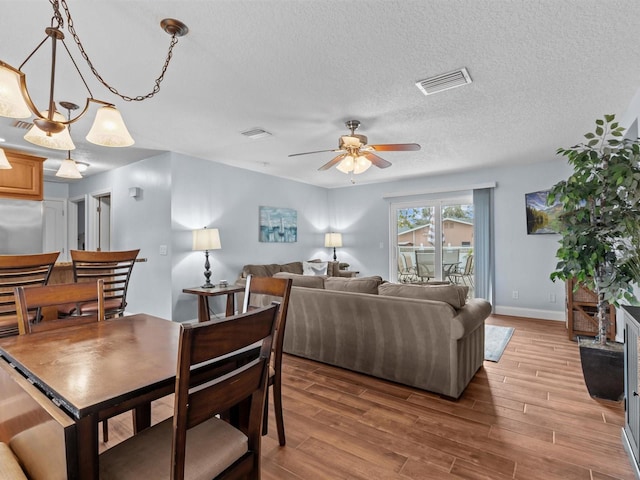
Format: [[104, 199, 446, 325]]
[[201, 281, 214, 289]]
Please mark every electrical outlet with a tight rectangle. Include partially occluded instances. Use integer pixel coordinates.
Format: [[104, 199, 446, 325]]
[[512, 290, 519, 299], [549, 293, 557, 303], [159, 245, 168, 256]]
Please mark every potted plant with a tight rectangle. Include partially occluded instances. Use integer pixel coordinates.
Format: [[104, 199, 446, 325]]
[[548, 114, 640, 401]]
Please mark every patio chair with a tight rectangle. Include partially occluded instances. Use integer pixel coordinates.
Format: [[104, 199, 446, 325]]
[[415, 252, 435, 282], [449, 254, 474, 288]]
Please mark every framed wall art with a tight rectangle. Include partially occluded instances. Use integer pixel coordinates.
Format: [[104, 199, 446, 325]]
[[525, 189, 562, 234], [259, 206, 297, 243]]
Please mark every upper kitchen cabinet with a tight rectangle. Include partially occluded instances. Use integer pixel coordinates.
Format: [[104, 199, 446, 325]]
[[0, 149, 45, 201]]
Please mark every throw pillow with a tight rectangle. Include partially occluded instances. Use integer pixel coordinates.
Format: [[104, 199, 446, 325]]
[[378, 283, 469, 309], [279, 261, 303, 275], [303, 261, 328, 276], [324, 276, 383, 294]]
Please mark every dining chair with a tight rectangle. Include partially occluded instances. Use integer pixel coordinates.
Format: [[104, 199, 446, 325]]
[[242, 274, 293, 446], [67, 249, 139, 318], [99, 304, 279, 480], [0, 252, 60, 338], [15, 279, 105, 335]]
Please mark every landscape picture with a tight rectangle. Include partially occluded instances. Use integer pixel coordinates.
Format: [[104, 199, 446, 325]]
[[525, 190, 563, 234], [259, 206, 297, 243]]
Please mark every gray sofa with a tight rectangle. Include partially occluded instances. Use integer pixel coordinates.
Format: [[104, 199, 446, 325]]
[[239, 260, 356, 279], [243, 272, 491, 399]]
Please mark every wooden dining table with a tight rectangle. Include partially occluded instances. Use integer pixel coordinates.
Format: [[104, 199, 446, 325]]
[[0, 313, 181, 479]]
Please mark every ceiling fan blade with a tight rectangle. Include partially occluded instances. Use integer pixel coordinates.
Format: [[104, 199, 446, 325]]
[[363, 152, 392, 169], [289, 149, 340, 157], [318, 153, 347, 171], [368, 143, 421, 152]]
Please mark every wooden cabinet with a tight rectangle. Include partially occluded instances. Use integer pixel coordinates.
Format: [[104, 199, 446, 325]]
[[0, 149, 45, 201], [623, 306, 640, 478], [566, 278, 616, 341]]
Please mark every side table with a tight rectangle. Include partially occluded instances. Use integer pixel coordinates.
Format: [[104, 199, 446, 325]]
[[182, 285, 244, 323]]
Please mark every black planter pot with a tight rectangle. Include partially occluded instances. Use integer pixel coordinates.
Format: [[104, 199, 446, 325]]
[[578, 336, 624, 401]]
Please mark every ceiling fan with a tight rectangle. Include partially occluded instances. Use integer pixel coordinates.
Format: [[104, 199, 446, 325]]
[[288, 120, 421, 175]]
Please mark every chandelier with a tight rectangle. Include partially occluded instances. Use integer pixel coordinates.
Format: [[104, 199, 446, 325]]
[[0, 0, 188, 150]]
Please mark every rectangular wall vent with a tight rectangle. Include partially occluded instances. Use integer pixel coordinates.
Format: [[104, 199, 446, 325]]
[[241, 128, 272, 139], [416, 67, 472, 96], [13, 120, 33, 130]]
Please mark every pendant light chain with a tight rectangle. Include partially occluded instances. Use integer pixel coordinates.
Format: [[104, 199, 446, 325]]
[[53, 0, 182, 102]]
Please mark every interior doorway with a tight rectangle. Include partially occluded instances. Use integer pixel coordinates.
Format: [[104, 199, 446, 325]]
[[69, 196, 86, 251], [94, 193, 111, 252], [43, 198, 67, 261]]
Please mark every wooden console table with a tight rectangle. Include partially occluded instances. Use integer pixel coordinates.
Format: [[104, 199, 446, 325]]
[[182, 285, 244, 323]]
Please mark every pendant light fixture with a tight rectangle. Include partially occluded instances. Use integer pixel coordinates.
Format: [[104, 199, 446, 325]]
[[55, 101, 82, 179], [0, 1, 188, 150]]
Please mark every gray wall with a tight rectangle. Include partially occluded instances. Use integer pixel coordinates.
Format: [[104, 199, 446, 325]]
[[58, 151, 573, 323], [326, 158, 573, 320], [169, 153, 329, 322]]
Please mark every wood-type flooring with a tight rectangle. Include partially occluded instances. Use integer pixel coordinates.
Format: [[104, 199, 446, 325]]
[[101, 314, 635, 479]]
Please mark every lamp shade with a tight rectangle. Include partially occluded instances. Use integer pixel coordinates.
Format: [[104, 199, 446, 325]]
[[24, 110, 75, 150], [192, 228, 221, 251], [0, 62, 30, 119], [324, 232, 343, 248], [335, 155, 354, 174], [0, 148, 11, 169], [56, 158, 82, 179], [86, 105, 134, 147]]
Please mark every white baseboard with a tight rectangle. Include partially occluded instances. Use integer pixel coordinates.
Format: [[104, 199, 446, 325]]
[[493, 305, 566, 322]]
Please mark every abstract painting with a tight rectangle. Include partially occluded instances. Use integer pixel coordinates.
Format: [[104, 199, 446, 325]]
[[259, 206, 297, 243]]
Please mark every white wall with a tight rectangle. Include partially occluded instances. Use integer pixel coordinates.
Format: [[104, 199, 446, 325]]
[[68, 153, 173, 319], [327, 158, 573, 320]]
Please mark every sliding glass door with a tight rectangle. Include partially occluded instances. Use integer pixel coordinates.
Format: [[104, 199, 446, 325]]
[[392, 196, 474, 295]]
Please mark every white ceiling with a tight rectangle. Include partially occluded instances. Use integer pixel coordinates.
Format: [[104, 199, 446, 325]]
[[3, 1, 640, 188]]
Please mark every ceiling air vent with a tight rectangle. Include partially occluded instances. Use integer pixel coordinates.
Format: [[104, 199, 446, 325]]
[[416, 67, 472, 96], [13, 120, 33, 130], [241, 128, 272, 140]]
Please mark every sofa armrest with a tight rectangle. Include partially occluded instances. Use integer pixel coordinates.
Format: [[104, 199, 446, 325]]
[[451, 298, 492, 339]]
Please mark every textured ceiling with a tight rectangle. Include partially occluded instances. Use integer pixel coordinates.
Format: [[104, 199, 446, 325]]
[[2, 1, 640, 188]]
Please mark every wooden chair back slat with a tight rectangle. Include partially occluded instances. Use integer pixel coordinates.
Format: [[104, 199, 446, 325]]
[[0, 252, 60, 337], [70, 249, 139, 318], [15, 280, 105, 335]]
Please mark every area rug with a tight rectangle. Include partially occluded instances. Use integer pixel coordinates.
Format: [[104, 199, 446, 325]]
[[485, 325, 515, 362]]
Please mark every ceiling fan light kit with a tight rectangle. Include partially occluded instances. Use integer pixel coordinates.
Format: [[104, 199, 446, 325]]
[[0, 0, 187, 154], [289, 119, 420, 178]]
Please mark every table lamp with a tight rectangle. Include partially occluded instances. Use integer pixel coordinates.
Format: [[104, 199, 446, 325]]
[[192, 227, 221, 288], [324, 232, 343, 261]]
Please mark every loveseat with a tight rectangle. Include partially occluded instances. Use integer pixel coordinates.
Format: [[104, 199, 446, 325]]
[[240, 272, 492, 399]]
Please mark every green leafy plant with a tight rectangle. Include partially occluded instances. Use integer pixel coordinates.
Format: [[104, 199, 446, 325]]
[[549, 114, 640, 345]]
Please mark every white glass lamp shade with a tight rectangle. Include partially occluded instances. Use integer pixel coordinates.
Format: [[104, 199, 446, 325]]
[[0, 62, 30, 119], [324, 232, 343, 248], [192, 228, 221, 251], [353, 155, 372, 174], [24, 111, 75, 150], [56, 159, 82, 179], [0, 148, 12, 169], [335, 155, 355, 174], [86, 105, 134, 147]]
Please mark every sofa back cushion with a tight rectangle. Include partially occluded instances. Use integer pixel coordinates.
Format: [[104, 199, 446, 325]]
[[273, 272, 326, 289], [242, 263, 281, 278], [324, 276, 383, 294], [378, 283, 469, 308], [279, 261, 303, 274]]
